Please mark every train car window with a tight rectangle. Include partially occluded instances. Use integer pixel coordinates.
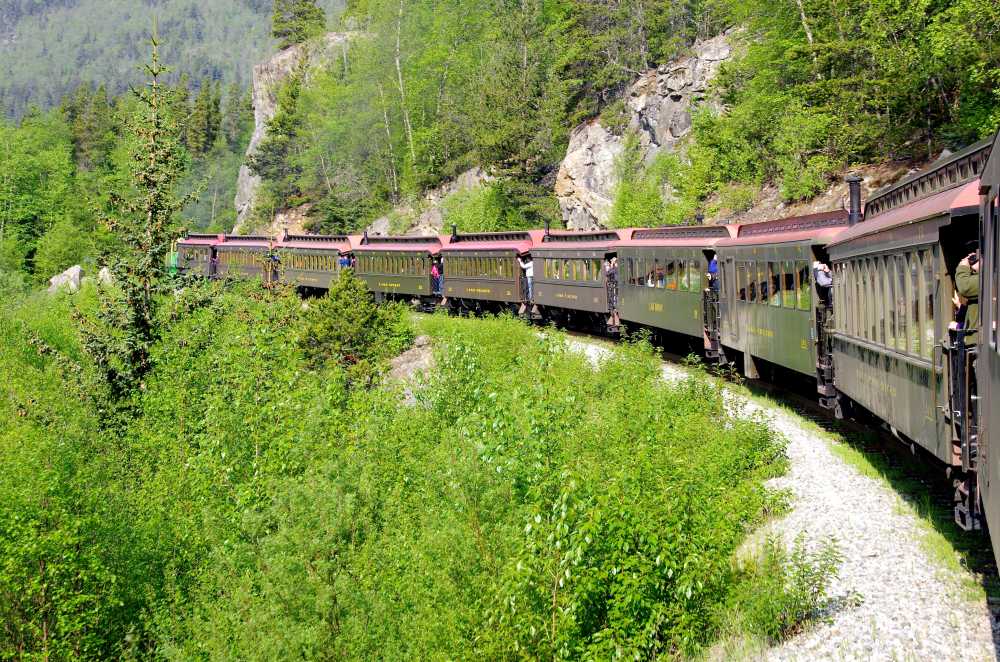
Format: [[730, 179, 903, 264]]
[[796, 261, 810, 311], [782, 261, 796, 308], [689, 260, 702, 291], [895, 255, 908, 353], [738, 263, 747, 301], [922, 249, 935, 358], [847, 260, 855, 337], [885, 256, 895, 347], [909, 253, 921, 355], [757, 262, 767, 305], [866, 259, 877, 341], [678, 260, 689, 291], [749, 263, 758, 303], [768, 262, 781, 307], [667, 260, 678, 290]]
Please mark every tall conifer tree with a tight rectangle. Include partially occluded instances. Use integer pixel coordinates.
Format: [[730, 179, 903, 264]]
[[272, 0, 326, 50]]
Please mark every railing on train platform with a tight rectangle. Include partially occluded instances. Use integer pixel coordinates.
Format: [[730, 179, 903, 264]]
[[947, 329, 981, 531]]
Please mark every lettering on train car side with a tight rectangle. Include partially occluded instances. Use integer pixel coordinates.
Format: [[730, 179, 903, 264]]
[[856, 369, 898, 398], [748, 326, 774, 338], [378, 281, 402, 289], [800, 339, 808, 350], [555, 292, 579, 301], [465, 287, 493, 295], [648, 302, 664, 312]]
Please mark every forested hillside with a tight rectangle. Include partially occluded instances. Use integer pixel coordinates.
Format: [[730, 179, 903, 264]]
[[246, 0, 1000, 234], [0, 0, 344, 119]]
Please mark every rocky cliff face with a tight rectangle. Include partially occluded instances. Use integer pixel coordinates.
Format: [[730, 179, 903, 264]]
[[555, 31, 734, 230], [234, 33, 352, 232]]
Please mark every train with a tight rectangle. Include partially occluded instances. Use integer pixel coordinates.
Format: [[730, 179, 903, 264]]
[[178, 129, 1000, 560]]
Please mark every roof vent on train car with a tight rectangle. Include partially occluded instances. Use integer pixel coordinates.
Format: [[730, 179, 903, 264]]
[[362, 230, 369, 245], [847, 174, 862, 226], [451, 224, 458, 241], [544, 219, 551, 237]]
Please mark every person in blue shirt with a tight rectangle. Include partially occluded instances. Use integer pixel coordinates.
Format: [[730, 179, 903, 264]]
[[707, 254, 719, 291]]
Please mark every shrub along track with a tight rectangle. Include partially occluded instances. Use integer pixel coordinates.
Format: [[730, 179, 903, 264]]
[[562, 334, 1000, 659]]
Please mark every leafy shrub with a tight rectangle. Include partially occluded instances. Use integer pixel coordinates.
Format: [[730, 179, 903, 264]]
[[441, 183, 530, 233], [727, 536, 842, 642], [297, 270, 413, 378]]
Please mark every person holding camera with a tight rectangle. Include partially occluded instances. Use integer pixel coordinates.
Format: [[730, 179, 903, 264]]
[[956, 243, 980, 345]]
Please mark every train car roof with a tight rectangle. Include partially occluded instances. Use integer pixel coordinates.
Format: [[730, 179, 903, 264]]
[[353, 234, 448, 253], [276, 233, 352, 253], [617, 224, 737, 248], [530, 229, 627, 252], [178, 233, 223, 246], [216, 235, 272, 249], [440, 230, 545, 255], [981, 128, 1000, 197], [716, 211, 849, 247], [829, 179, 980, 248]]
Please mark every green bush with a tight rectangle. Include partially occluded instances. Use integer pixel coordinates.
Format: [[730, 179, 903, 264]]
[[297, 270, 414, 378], [0, 282, 838, 659]]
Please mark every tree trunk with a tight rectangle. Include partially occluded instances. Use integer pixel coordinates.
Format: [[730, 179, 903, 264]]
[[377, 82, 400, 197], [395, 0, 417, 166]]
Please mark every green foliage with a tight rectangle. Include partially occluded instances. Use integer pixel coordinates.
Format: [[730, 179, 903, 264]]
[[441, 183, 531, 233], [297, 270, 413, 376], [32, 218, 91, 281], [78, 41, 191, 402], [273, 0, 328, 49], [0, 271, 840, 658], [727, 536, 842, 642], [0, 0, 345, 120]]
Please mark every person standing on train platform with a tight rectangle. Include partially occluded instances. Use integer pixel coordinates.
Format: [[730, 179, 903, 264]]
[[956, 246, 980, 345], [518, 255, 534, 301], [431, 259, 442, 295], [606, 257, 621, 327], [814, 261, 833, 305], [707, 253, 719, 291]]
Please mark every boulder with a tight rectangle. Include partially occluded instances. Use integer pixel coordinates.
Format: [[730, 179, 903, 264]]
[[555, 30, 735, 229], [48, 265, 83, 293], [97, 267, 113, 285]]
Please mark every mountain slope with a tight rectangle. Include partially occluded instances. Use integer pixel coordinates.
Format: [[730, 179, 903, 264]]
[[0, 0, 344, 118]]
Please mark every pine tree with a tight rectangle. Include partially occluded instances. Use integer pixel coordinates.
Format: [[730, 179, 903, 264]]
[[207, 80, 222, 148], [221, 82, 251, 149], [186, 80, 213, 154], [79, 35, 192, 403], [272, 0, 326, 50]]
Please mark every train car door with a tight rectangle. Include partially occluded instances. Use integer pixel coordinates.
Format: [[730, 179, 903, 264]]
[[724, 256, 739, 343]]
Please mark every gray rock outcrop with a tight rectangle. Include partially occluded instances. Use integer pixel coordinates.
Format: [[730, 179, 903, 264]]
[[48, 265, 82, 293], [555, 31, 734, 229], [234, 33, 353, 233]]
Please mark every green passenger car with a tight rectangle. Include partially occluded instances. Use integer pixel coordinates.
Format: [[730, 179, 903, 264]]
[[176, 233, 220, 277], [353, 235, 444, 302], [276, 234, 351, 289], [828, 142, 986, 465], [530, 230, 624, 319], [440, 231, 541, 307], [616, 226, 734, 338], [215, 235, 274, 283], [716, 212, 849, 378]]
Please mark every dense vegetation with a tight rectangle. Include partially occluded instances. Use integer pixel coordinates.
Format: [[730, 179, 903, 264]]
[[247, 0, 1000, 233], [0, 0, 344, 119], [0, 79, 253, 287], [1, 270, 846, 657]]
